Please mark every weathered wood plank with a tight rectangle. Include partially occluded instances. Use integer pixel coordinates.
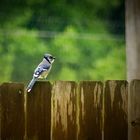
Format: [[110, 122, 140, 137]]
[[0, 83, 25, 140], [26, 81, 51, 140], [77, 81, 103, 140], [126, 0, 140, 80], [51, 81, 77, 140], [129, 80, 140, 140], [104, 80, 128, 140]]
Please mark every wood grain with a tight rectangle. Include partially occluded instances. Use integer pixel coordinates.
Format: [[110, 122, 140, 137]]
[[104, 80, 128, 140], [0, 83, 25, 140], [26, 81, 51, 140], [77, 81, 103, 140]]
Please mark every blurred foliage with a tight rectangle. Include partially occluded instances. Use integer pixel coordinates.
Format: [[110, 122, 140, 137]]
[[0, 0, 126, 83]]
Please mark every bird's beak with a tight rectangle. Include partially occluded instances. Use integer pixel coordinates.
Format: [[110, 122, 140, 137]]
[[53, 57, 56, 59]]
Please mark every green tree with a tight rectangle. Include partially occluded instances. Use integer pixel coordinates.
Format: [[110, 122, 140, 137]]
[[0, 0, 125, 82]]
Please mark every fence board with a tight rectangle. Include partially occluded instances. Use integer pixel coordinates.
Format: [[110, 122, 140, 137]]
[[0, 83, 25, 140], [77, 81, 103, 140], [26, 81, 51, 140], [129, 80, 140, 140], [51, 81, 77, 140], [104, 80, 128, 140], [0, 80, 134, 140]]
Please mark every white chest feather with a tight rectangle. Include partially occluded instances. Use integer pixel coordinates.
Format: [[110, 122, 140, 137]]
[[38, 66, 52, 79]]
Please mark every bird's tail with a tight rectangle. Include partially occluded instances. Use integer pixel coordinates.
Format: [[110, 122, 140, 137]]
[[26, 77, 37, 93]]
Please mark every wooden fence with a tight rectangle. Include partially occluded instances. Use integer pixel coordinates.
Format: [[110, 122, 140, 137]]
[[0, 80, 139, 140]]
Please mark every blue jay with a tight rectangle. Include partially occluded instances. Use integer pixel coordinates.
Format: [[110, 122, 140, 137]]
[[26, 53, 55, 92]]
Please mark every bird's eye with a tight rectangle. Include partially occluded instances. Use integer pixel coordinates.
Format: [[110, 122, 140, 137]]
[[49, 56, 53, 59]]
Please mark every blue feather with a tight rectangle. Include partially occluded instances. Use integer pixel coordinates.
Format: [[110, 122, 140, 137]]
[[26, 77, 37, 92]]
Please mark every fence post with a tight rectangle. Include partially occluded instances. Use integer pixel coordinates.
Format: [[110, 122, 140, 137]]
[[77, 81, 103, 140], [104, 80, 128, 140], [51, 81, 77, 140], [129, 80, 140, 140], [0, 83, 25, 140], [26, 81, 51, 140]]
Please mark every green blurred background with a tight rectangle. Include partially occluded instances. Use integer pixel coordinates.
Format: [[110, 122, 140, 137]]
[[0, 0, 126, 83]]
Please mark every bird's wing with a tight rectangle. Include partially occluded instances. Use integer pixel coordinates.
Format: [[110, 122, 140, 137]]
[[33, 65, 50, 78]]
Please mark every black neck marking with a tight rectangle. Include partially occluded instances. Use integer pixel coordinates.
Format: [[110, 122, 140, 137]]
[[44, 57, 51, 64]]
